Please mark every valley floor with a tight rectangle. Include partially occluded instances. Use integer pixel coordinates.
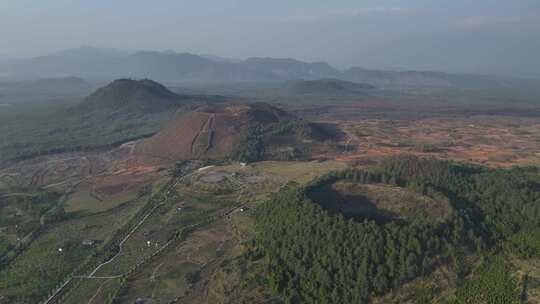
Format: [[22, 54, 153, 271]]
[[3, 101, 540, 303]]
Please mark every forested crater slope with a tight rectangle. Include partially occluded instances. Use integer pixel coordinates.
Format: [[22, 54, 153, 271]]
[[249, 156, 540, 303]]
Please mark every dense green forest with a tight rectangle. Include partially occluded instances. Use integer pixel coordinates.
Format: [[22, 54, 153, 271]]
[[249, 156, 540, 303], [0, 102, 173, 165]]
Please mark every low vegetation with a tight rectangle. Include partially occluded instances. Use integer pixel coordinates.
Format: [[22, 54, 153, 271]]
[[0, 189, 63, 267]]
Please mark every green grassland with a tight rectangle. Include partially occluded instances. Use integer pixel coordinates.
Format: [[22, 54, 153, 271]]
[[0, 189, 63, 267], [60, 277, 123, 304], [61, 178, 245, 303], [113, 221, 228, 303], [46, 160, 345, 303], [63, 177, 165, 215], [63, 189, 104, 213], [0, 187, 151, 303]]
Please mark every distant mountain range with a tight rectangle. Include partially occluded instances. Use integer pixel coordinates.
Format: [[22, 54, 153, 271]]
[[0, 76, 95, 103], [2, 46, 539, 91], [285, 79, 375, 96]]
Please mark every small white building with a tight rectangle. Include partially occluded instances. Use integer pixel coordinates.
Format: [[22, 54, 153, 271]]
[[82, 239, 95, 246]]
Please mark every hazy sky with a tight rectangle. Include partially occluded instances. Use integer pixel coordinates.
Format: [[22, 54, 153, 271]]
[[1, 0, 539, 77]]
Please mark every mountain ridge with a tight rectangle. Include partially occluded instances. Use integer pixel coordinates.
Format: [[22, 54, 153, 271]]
[[2, 46, 539, 90]]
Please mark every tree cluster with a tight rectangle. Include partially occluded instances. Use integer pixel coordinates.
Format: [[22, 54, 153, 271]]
[[250, 156, 540, 303]]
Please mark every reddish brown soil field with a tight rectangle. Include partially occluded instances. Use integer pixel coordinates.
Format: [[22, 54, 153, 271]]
[[295, 101, 540, 167], [134, 103, 286, 164], [135, 111, 210, 163], [3, 101, 540, 194], [89, 164, 159, 196], [0, 139, 161, 195]]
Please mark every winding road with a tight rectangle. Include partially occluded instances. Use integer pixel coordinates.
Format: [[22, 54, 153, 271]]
[[43, 182, 174, 304], [88, 201, 166, 277], [43, 166, 208, 304], [42, 165, 246, 304]]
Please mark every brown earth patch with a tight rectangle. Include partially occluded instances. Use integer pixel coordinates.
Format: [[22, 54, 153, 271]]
[[134, 103, 292, 165], [303, 107, 540, 168]]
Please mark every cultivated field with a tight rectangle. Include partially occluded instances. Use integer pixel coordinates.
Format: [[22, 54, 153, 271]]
[[290, 101, 540, 167]]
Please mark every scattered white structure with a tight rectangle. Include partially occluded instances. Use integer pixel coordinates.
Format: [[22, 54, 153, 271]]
[[147, 240, 151, 246], [240, 206, 249, 212], [82, 239, 95, 246], [240, 162, 247, 167], [58, 247, 63, 252], [198, 165, 215, 172]]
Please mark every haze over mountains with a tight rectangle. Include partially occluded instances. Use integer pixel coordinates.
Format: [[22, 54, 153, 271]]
[[0, 76, 95, 103], [2, 2, 540, 303], [2, 46, 539, 91]]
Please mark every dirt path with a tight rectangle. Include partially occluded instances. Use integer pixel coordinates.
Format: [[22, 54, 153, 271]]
[[190, 114, 215, 158], [42, 170, 191, 304], [190, 114, 211, 157], [43, 278, 73, 304], [43, 198, 166, 304], [150, 262, 165, 282], [204, 114, 215, 154], [43, 168, 245, 304], [40, 178, 84, 225], [86, 279, 110, 304], [88, 201, 166, 277]]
